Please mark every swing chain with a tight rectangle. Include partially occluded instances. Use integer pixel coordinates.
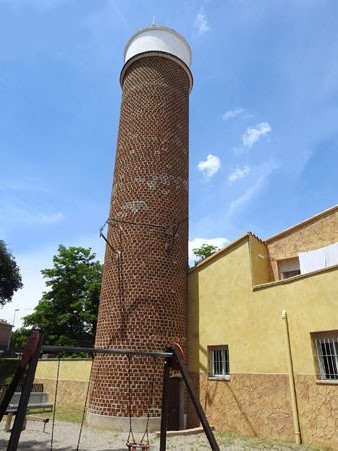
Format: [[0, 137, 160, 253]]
[[139, 355, 157, 445], [50, 355, 62, 451], [126, 354, 136, 446], [126, 354, 157, 450]]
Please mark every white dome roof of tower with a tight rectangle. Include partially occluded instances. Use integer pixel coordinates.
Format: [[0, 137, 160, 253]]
[[124, 25, 192, 68]]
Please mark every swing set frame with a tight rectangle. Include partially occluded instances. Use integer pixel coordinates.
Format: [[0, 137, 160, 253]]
[[0, 332, 220, 451]]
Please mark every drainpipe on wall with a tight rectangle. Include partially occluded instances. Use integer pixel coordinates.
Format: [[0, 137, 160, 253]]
[[281, 310, 302, 445]]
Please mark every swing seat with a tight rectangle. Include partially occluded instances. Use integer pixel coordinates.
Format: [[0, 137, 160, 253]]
[[126, 442, 149, 451]]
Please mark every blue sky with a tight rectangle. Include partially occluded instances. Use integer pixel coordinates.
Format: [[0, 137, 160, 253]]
[[1, 0, 338, 327]]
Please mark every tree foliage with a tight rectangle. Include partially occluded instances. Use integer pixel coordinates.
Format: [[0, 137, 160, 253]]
[[9, 327, 31, 350], [23, 245, 102, 347], [192, 243, 219, 265], [0, 240, 23, 306]]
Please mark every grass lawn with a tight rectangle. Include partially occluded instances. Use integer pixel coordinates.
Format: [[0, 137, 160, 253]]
[[0, 358, 21, 385], [30, 408, 85, 424]]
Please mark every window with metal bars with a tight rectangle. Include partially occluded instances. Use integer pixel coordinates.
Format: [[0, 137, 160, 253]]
[[208, 346, 229, 378], [313, 332, 338, 380]]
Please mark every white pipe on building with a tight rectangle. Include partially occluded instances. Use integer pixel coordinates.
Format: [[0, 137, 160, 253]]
[[281, 310, 302, 445]]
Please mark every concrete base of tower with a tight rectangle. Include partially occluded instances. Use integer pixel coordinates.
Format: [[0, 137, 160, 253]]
[[86, 411, 161, 433]]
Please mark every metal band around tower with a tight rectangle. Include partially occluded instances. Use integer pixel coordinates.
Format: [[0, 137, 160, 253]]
[[120, 51, 193, 92]]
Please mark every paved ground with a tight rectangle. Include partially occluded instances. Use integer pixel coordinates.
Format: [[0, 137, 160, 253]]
[[0, 419, 321, 450]]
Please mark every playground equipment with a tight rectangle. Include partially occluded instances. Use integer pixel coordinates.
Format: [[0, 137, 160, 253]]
[[0, 332, 220, 450]]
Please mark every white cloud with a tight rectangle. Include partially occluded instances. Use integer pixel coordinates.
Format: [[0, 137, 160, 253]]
[[0, 199, 64, 226], [3, 0, 67, 11], [222, 108, 244, 121], [228, 160, 280, 217], [37, 212, 64, 224], [242, 122, 271, 148], [197, 154, 221, 178], [229, 175, 265, 217], [194, 9, 210, 36], [189, 237, 229, 265], [84, 0, 128, 36], [228, 166, 251, 185], [0, 177, 64, 227]]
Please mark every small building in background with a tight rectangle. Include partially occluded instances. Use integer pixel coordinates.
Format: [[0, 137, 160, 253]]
[[0, 320, 12, 351], [188, 204, 338, 449]]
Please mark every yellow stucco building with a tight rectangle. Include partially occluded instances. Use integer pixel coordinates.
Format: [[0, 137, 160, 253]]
[[188, 205, 338, 449]]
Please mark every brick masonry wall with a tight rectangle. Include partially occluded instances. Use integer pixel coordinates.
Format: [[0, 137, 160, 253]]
[[0, 322, 11, 348], [88, 55, 191, 419]]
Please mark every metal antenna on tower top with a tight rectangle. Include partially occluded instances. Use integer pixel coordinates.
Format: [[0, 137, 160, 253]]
[[152, 16, 156, 26]]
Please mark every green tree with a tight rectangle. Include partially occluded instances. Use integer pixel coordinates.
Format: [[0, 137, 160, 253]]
[[9, 327, 31, 350], [192, 243, 219, 265], [23, 245, 102, 347], [0, 240, 23, 306]]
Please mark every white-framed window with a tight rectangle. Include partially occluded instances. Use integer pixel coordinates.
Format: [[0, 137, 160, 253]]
[[312, 331, 338, 380], [208, 345, 229, 378]]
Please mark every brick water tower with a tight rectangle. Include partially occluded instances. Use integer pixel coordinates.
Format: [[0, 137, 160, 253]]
[[87, 26, 193, 431]]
